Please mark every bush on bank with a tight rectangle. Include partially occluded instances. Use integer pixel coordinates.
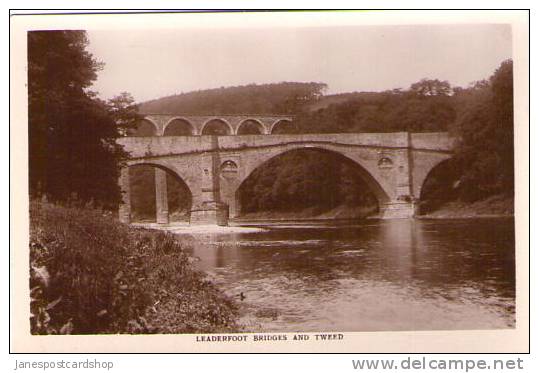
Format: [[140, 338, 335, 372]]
[[29, 201, 239, 334]]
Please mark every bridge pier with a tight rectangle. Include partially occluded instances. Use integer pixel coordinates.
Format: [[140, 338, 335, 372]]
[[379, 134, 418, 219], [189, 140, 229, 226], [155, 168, 169, 224], [118, 167, 131, 224], [379, 200, 418, 219]]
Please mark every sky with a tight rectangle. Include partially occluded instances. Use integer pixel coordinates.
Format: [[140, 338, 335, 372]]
[[86, 24, 512, 103]]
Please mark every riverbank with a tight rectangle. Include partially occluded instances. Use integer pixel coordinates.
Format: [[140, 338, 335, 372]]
[[236, 205, 377, 222], [29, 202, 241, 334], [132, 222, 267, 234], [418, 194, 514, 219], [235, 195, 514, 221]]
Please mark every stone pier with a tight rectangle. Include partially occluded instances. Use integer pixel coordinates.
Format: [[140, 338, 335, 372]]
[[154, 168, 169, 224], [189, 137, 229, 226], [118, 167, 131, 224]]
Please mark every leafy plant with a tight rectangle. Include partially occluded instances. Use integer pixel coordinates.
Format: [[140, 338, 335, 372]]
[[29, 201, 239, 334]]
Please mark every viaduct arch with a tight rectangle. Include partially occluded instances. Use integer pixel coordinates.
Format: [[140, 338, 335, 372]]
[[118, 115, 455, 226]]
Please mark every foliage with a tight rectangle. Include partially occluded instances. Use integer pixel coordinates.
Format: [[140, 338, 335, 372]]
[[409, 78, 452, 97], [29, 202, 239, 334], [140, 82, 327, 115], [28, 31, 136, 209], [107, 92, 144, 136], [294, 84, 456, 134], [237, 149, 377, 215], [451, 59, 514, 200]]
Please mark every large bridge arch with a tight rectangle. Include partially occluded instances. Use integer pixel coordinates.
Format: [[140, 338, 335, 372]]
[[411, 151, 454, 199], [225, 145, 393, 217], [126, 159, 198, 197], [415, 156, 460, 214], [119, 159, 199, 224]]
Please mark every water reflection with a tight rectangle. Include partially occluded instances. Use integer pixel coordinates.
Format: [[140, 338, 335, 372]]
[[181, 218, 515, 332]]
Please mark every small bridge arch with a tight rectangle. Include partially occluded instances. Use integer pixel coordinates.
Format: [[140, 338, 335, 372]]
[[129, 118, 160, 137], [270, 119, 297, 134], [237, 118, 266, 135], [163, 117, 196, 136], [201, 118, 234, 136]]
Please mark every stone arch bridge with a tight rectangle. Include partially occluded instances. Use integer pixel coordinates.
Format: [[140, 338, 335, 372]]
[[118, 114, 456, 225]]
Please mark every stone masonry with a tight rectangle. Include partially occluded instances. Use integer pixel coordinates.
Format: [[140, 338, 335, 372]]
[[118, 115, 455, 225]]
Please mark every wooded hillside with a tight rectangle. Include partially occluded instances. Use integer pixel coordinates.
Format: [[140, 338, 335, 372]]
[[131, 63, 514, 219]]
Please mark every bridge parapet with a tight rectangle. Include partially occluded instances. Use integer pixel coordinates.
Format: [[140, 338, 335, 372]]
[[411, 132, 455, 152], [118, 132, 455, 159]]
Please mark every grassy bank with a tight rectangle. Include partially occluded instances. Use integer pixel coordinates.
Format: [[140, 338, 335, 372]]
[[235, 204, 377, 221], [418, 194, 514, 219], [29, 202, 240, 334]]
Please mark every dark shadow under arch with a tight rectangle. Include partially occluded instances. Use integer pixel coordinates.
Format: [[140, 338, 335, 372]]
[[128, 119, 158, 137], [235, 147, 389, 218], [201, 119, 232, 136], [164, 118, 195, 136], [271, 119, 297, 134], [418, 157, 460, 215], [128, 163, 193, 222], [237, 119, 265, 135]]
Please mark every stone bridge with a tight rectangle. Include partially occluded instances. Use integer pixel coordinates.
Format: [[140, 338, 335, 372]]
[[117, 115, 456, 225]]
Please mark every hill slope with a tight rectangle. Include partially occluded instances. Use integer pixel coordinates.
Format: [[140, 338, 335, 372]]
[[139, 82, 327, 115]]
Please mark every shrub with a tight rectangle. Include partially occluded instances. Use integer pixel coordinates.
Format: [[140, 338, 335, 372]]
[[29, 201, 239, 334]]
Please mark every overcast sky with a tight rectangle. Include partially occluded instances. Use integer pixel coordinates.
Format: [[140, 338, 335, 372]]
[[86, 24, 512, 103]]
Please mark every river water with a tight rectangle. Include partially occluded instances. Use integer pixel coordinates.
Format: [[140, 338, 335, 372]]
[[180, 218, 515, 332]]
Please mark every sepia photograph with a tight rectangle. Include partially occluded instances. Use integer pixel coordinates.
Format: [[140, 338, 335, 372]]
[[10, 10, 529, 353]]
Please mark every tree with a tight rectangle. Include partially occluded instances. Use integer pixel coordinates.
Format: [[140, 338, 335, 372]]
[[452, 59, 514, 199], [107, 92, 143, 136], [28, 31, 128, 208], [410, 79, 452, 97]]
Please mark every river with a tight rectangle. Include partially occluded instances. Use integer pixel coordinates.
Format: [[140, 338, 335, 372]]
[[179, 218, 515, 332]]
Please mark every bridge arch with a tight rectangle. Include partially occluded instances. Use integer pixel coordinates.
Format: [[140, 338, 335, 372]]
[[201, 118, 233, 136], [163, 117, 195, 136], [125, 161, 194, 223], [233, 146, 391, 217], [237, 118, 266, 135], [127, 160, 196, 194], [417, 157, 460, 214], [270, 119, 297, 134], [128, 118, 159, 137], [411, 152, 455, 199]]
